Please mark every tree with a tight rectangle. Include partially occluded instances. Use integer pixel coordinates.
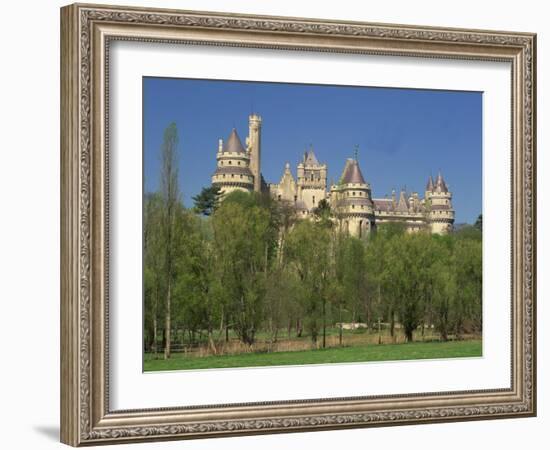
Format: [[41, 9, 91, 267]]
[[312, 198, 333, 228], [474, 214, 482, 231], [365, 223, 407, 340], [172, 212, 222, 353], [452, 238, 482, 336], [159, 122, 180, 359], [331, 234, 368, 345], [384, 232, 433, 342], [285, 220, 332, 347], [211, 191, 277, 345], [143, 192, 165, 353], [192, 185, 222, 216]]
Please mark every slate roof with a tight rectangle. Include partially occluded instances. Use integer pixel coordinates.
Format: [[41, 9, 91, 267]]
[[303, 149, 320, 166], [426, 175, 434, 191], [435, 172, 449, 193], [373, 198, 394, 212], [341, 159, 366, 184], [213, 166, 253, 176], [223, 128, 246, 154]]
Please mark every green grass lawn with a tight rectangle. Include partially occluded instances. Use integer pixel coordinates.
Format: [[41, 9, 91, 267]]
[[144, 339, 482, 371]]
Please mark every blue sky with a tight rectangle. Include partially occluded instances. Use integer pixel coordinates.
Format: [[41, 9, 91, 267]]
[[143, 77, 482, 224]]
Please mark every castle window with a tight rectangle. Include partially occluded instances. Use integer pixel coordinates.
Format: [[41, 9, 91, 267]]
[[353, 191, 356, 196], [352, 205, 355, 209], [223, 174, 226, 178], [220, 161, 223, 165], [240, 175, 243, 179], [231, 174, 234, 178], [311, 174, 314, 181], [238, 161, 241, 165], [313, 196, 316, 205], [294, 195, 297, 202], [228, 161, 232, 165], [278, 195, 281, 201]]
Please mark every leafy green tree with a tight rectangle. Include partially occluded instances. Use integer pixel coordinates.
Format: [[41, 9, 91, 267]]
[[312, 198, 333, 228], [143, 192, 165, 353], [365, 223, 407, 339], [192, 185, 222, 216], [384, 232, 435, 342], [474, 214, 483, 231], [159, 122, 180, 359], [452, 238, 482, 336], [211, 191, 277, 345], [285, 220, 332, 346]]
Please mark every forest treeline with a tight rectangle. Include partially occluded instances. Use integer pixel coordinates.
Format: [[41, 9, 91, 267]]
[[144, 123, 482, 359]]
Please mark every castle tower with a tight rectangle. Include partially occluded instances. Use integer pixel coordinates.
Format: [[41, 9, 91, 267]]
[[296, 147, 327, 210], [427, 171, 455, 234], [331, 157, 375, 239], [211, 128, 254, 195], [247, 114, 262, 192]]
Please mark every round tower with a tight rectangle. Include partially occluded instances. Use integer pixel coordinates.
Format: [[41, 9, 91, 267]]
[[211, 128, 254, 196], [427, 172, 454, 234], [332, 157, 375, 239]]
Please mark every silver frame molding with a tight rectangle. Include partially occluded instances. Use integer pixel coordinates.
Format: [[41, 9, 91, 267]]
[[60, 3, 536, 446]]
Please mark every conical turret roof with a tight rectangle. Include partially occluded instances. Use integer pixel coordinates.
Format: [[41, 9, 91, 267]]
[[435, 172, 448, 193], [223, 128, 246, 154], [426, 175, 434, 191], [341, 158, 366, 185]]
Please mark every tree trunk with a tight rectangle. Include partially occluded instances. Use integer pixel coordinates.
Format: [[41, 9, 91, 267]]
[[208, 327, 217, 355], [153, 316, 158, 354], [296, 319, 302, 338], [164, 280, 172, 359], [390, 310, 395, 340], [322, 297, 326, 349], [405, 328, 413, 343]]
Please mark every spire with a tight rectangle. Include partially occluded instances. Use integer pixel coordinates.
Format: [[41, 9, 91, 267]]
[[223, 128, 246, 154], [426, 175, 434, 192], [396, 189, 409, 212], [435, 171, 448, 193], [304, 146, 319, 166]]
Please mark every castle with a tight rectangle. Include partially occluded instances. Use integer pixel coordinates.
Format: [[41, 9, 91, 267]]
[[211, 114, 455, 236]]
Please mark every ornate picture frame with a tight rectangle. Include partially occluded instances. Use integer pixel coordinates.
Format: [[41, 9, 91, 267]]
[[60, 3, 536, 446]]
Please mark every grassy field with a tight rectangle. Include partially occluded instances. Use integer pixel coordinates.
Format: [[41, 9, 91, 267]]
[[144, 339, 482, 371]]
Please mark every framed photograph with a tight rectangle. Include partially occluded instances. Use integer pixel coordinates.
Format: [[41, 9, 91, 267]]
[[60, 3, 536, 446]]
